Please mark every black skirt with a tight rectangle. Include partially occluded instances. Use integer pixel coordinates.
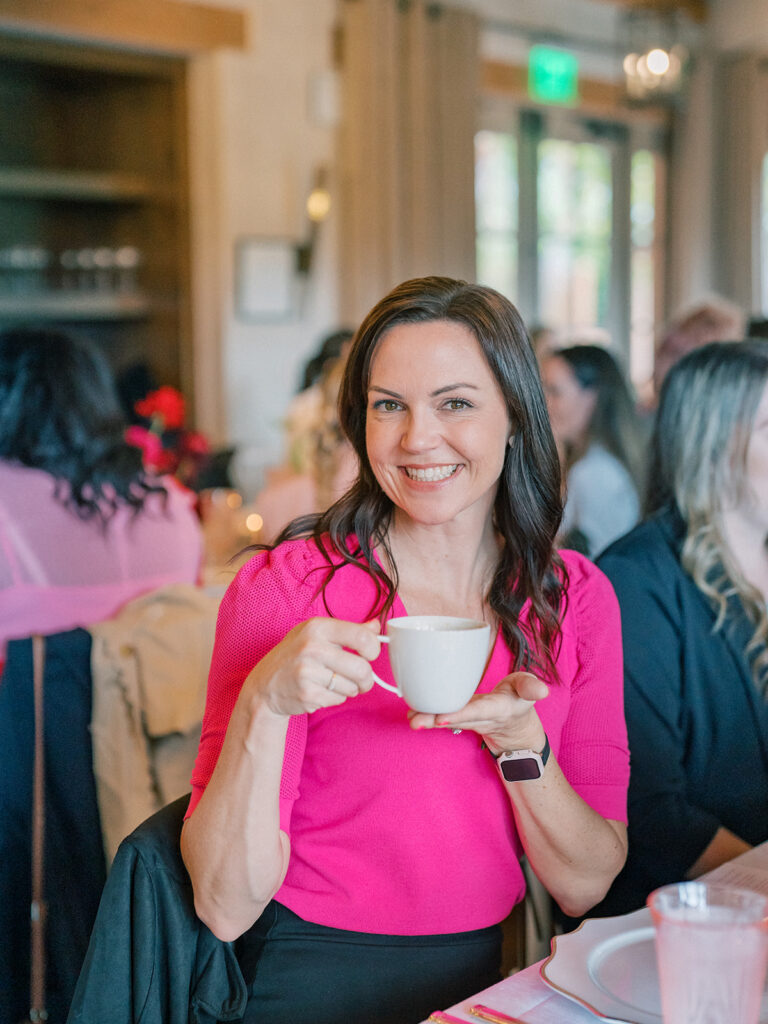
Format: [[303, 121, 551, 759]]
[[236, 900, 503, 1024]]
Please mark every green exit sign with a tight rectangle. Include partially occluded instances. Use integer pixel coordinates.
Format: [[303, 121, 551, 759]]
[[528, 46, 579, 105]]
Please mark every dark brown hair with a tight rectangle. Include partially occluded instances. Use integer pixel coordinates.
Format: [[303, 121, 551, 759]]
[[553, 344, 645, 491], [277, 276, 566, 676]]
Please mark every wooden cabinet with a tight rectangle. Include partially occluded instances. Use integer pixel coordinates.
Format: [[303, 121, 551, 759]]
[[0, 37, 193, 397]]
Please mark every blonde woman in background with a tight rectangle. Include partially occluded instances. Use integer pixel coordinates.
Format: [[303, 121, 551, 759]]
[[255, 349, 358, 543], [283, 329, 354, 476], [589, 339, 768, 920], [312, 355, 357, 511]]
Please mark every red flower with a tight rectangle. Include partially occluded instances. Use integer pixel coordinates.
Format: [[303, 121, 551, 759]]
[[126, 424, 177, 473], [129, 385, 211, 486], [126, 424, 155, 454], [183, 431, 210, 456], [135, 385, 186, 431]]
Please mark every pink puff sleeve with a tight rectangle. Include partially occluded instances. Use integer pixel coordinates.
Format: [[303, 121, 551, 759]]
[[557, 551, 630, 824], [186, 543, 320, 827]]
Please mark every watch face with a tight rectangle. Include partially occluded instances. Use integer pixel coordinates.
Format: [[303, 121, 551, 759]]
[[500, 755, 542, 782]]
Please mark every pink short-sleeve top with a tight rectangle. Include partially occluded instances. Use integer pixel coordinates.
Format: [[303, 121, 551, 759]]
[[189, 537, 629, 935]]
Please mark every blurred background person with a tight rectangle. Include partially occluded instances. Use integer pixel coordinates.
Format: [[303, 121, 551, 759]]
[[747, 315, 768, 341], [0, 326, 206, 1022], [298, 327, 355, 394], [254, 342, 358, 544], [593, 339, 768, 917], [0, 326, 203, 666], [283, 328, 355, 476], [650, 295, 745, 409], [541, 344, 645, 559], [310, 354, 358, 512], [529, 323, 558, 364]]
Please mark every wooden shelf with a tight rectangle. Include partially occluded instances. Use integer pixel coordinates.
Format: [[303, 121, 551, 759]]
[[0, 167, 164, 202], [0, 37, 194, 391], [0, 290, 151, 321]]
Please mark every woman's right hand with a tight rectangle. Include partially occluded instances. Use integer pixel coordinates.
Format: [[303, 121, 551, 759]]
[[242, 617, 382, 717]]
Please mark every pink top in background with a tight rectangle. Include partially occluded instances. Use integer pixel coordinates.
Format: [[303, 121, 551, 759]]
[[189, 537, 629, 936], [0, 461, 203, 656]]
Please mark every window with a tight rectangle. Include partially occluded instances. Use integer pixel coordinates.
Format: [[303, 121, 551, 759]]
[[475, 130, 518, 303], [475, 105, 666, 392], [537, 138, 612, 340], [630, 149, 658, 392]]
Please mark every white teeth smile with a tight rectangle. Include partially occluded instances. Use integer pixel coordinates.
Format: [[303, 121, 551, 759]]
[[405, 465, 459, 482]]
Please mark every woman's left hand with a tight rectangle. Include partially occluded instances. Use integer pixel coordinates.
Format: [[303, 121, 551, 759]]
[[411, 670, 627, 919], [408, 671, 549, 752]]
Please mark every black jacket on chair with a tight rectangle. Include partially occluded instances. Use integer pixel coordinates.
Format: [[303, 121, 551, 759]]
[[592, 505, 768, 916], [67, 795, 247, 1024], [0, 629, 107, 1024]]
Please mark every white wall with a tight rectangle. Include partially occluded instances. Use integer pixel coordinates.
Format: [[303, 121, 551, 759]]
[[191, 0, 342, 496], [668, 0, 768, 313], [708, 0, 768, 51]]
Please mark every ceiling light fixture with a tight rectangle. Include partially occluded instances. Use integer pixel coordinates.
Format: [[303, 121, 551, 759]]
[[621, 6, 690, 105]]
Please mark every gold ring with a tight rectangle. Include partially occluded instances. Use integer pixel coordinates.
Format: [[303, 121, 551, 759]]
[[327, 671, 337, 692]]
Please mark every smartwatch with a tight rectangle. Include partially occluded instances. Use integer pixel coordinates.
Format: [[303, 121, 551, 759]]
[[493, 734, 550, 782]]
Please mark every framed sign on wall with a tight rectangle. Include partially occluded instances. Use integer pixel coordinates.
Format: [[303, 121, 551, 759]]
[[234, 236, 297, 321]]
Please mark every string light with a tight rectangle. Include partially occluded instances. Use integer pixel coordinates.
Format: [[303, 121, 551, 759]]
[[246, 512, 263, 534], [646, 48, 671, 76]]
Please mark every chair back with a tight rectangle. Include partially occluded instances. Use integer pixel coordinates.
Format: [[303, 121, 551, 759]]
[[0, 629, 106, 1024], [68, 796, 247, 1024]]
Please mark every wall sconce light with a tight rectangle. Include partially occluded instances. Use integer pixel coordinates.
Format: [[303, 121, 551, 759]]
[[296, 166, 331, 275], [621, 7, 690, 105]]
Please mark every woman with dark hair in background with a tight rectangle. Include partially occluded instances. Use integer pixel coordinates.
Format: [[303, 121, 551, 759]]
[[0, 326, 205, 1024], [0, 326, 203, 660], [181, 277, 628, 1024], [593, 340, 768, 917], [541, 344, 645, 558]]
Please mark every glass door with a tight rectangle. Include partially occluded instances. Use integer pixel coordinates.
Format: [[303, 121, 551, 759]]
[[475, 101, 665, 391], [533, 111, 622, 348]]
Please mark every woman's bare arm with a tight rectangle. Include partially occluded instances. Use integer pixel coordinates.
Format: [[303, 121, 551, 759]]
[[410, 672, 627, 919], [685, 826, 752, 880], [181, 617, 380, 941]]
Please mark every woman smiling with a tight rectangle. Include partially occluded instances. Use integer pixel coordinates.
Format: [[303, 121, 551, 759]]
[[181, 277, 629, 1024]]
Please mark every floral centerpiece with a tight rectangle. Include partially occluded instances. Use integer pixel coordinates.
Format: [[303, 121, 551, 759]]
[[126, 384, 210, 488]]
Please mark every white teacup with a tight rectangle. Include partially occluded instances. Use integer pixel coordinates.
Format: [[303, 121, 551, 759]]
[[372, 615, 491, 713]]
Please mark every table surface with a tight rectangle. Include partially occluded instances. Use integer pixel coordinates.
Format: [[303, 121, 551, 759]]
[[419, 841, 768, 1024]]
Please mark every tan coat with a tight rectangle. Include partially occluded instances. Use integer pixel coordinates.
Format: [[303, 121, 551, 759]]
[[89, 583, 222, 865]]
